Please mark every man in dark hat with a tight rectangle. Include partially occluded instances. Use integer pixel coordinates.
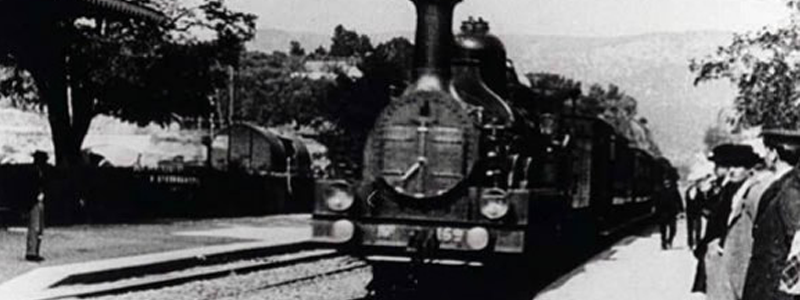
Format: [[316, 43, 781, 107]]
[[693, 143, 761, 296], [25, 150, 49, 262], [743, 130, 800, 300], [685, 173, 711, 250], [655, 160, 683, 250]]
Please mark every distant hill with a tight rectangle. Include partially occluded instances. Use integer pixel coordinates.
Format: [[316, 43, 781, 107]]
[[248, 28, 739, 169]]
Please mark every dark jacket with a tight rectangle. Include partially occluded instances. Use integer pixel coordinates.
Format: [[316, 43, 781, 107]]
[[701, 177, 725, 218], [742, 169, 798, 300], [685, 182, 705, 217], [706, 180, 746, 248], [656, 183, 683, 220]]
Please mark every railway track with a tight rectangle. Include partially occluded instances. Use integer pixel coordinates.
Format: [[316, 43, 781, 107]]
[[30, 242, 368, 300]]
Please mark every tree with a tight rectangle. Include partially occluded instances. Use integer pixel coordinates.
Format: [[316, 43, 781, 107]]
[[313, 46, 328, 57], [0, 0, 256, 167], [322, 37, 414, 177], [359, 37, 413, 94], [525, 72, 582, 113], [235, 51, 337, 129], [234, 30, 410, 179], [289, 40, 305, 56], [691, 1, 800, 129], [329, 25, 373, 58]]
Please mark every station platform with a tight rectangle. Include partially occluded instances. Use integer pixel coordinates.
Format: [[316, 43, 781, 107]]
[[0, 214, 312, 284], [1, 214, 704, 300], [534, 219, 701, 300]]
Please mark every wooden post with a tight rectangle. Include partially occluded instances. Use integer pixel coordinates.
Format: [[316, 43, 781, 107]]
[[227, 65, 235, 126]]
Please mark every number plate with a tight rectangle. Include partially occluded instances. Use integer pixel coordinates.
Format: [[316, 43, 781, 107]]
[[372, 225, 465, 248], [376, 224, 398, 239], [436, 227, 464, 244]]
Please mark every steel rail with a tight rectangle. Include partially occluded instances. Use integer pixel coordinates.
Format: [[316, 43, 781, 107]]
[[34, 243, 343, 300], [253, 263, 369, 291]]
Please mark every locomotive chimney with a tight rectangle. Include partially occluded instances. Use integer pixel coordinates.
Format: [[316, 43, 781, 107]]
[[409, 0, 461, 91]]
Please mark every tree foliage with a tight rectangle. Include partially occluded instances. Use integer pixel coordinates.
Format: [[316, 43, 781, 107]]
[[329, 25, 373, 58], [289, 41, 305, 56], [234, 51, 338, 128], [231, 28, 413, 178], [525, 73, 582, 113], [0, 0, 256, 166], [690, 2, 800, 129]]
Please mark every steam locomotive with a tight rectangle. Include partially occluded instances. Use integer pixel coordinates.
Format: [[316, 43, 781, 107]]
[[312, 0, 667, 295]]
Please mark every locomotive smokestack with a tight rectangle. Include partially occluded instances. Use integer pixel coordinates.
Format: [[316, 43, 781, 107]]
[[409, 0, 461, 90]]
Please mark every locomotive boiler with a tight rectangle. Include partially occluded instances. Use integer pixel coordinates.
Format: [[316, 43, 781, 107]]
[[312, 0, 666, 295]]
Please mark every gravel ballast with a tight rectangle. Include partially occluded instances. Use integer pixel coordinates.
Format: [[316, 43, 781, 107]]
[[88, 256, 368, 300]]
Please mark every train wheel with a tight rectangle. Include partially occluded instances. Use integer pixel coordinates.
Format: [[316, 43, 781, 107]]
[[367, 261, 494, 300], [366, 262, 419, 300]]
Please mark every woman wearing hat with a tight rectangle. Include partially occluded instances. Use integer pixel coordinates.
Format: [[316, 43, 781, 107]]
[[719, 141, 779, 300], [693, 144, 761, 298]]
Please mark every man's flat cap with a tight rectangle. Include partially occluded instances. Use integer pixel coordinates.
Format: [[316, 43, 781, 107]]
[[762, 129, 800, 151], [31, 150, 48, 160]]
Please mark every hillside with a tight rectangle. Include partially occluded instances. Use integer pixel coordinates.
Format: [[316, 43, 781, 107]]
[[501, 31, 738, 168], [248, 29, 739, 168]]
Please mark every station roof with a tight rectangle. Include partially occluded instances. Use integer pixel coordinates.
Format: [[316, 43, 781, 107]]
[[0, 0, 166, 23], [75, 0, 166, 22]]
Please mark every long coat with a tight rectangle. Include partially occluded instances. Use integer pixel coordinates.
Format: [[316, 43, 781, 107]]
[[693, 180, 746, 293], [742, 169, 799, 300], [720, 170, 777, 300]]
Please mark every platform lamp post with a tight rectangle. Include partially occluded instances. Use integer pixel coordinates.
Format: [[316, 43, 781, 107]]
[[0, 0, 164, 261]]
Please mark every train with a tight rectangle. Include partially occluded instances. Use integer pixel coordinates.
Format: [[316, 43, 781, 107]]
[[311, 0, 670, 296]]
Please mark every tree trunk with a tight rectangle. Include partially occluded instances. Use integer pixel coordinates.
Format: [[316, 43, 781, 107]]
[[17, 20, 86, 224], [22, 21, 87, 168]]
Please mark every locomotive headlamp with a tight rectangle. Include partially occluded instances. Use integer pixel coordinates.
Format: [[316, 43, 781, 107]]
[[480, 188, 509, 220], [324, 182, 354, 212], [539, 113, 558, 135], [481, 200, 509, 220], [331, 219, 355, 243], [466, 227, 490, 250]]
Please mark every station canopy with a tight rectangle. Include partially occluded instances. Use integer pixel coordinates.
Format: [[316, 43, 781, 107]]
[[70, 0, 165, 21], [0, 0, 165, 23]]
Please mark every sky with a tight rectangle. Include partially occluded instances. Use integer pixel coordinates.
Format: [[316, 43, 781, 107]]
[[227, 0, 791, 36]]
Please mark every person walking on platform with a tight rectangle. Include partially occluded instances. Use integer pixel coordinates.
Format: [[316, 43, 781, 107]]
[[656, 168, 683, 250], [742, 130, 800, 300], [686, 174, 712, 250], [25, 151, 50, 262], [693, 144, 760, 296]]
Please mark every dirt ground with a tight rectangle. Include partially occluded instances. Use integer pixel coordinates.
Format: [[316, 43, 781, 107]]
[[0, 214, 310, 284]]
